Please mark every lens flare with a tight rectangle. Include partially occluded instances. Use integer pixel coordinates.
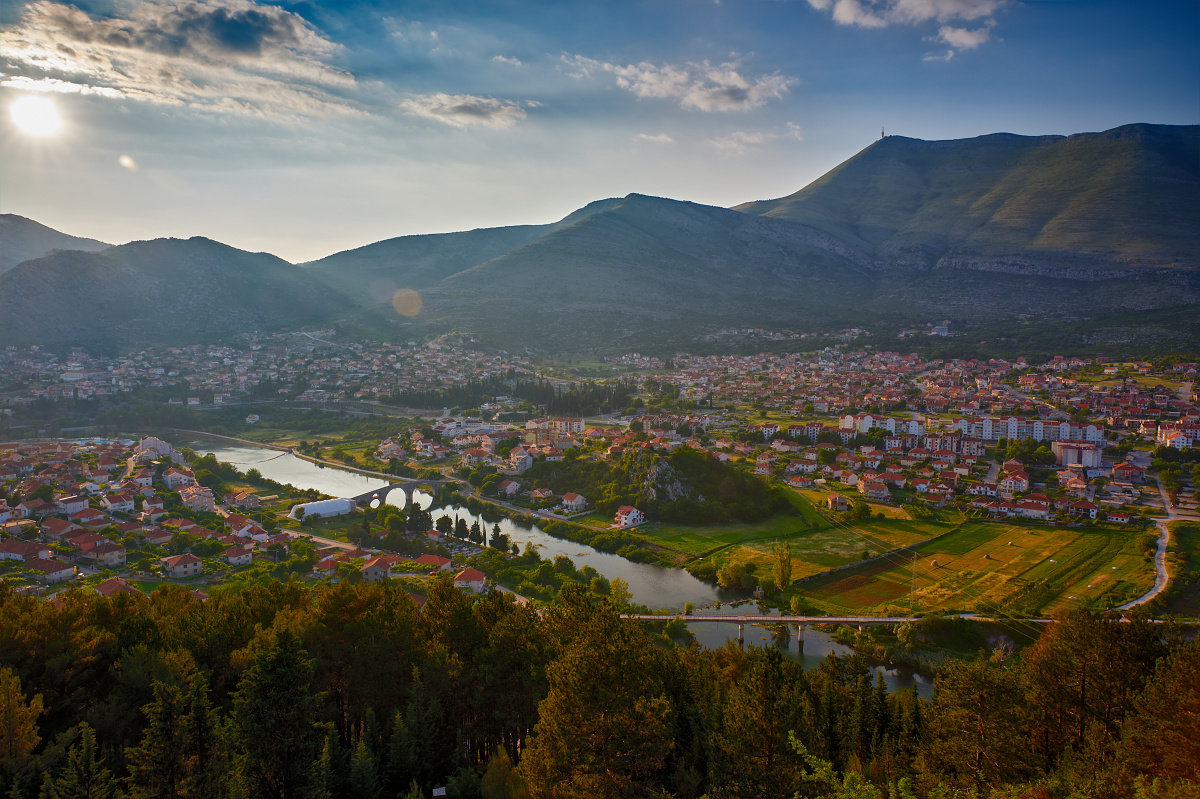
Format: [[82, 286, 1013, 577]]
[[392, 289, 423, 317]]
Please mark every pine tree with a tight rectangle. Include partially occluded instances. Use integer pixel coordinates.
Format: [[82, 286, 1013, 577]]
[[126, 674, 224, 799], [40, 724, 121, 799], [519, 600, 673, 799], [347, 738, 379, 799], [230, 629, 323, 799], [0, 667, 42, 773]]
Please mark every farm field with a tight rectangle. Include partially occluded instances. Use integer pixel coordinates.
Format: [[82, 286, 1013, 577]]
[[798, 521, 1155, 617]]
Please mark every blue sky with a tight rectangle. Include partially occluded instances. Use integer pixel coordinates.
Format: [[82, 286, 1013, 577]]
[[1, 0, 1196, 262]]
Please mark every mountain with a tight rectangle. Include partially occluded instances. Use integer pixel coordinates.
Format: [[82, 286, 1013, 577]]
[[0, 214, 110, 275], [4, 123, 1196, 355], [413, 193, 873, 350], [734, 123, 1198, 277], [0, 237, 345, 351], [302, 197, 624, 305]]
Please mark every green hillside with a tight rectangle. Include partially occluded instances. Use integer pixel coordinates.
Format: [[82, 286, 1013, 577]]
[[0, 214, 110, 275], [735, 123, 1199, 272], [0, 237, 344, 351]]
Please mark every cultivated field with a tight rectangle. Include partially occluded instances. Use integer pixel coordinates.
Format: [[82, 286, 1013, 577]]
[[798, 521, 1155, 617]]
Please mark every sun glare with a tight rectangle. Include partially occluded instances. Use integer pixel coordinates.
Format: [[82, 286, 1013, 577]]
[[9, 95, 63, 137]]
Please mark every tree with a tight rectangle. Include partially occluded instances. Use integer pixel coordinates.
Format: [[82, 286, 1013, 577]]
[[922, 652, 1035, 789], [40, 724, 122, 799], [519, 598, 673, 798], [348, 737, 380, 799], [435, 516, 453, 536], [126, 674, 224, 799], [608, 577, 632, 608], [710, 648, 810, 799], [0, 667, 42, 774], [230, 629, 323, 799], [455, 518, 470, 540], [773, 540, 793, 592]]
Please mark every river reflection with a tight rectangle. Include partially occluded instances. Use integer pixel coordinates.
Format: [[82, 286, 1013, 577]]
[[187, 436, 932, 696]]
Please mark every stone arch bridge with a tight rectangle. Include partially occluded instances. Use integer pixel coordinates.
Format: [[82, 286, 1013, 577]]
[[350, 480, 451, 510]]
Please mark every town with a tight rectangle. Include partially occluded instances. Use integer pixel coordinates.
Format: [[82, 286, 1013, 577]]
[[1, 334, 1197, 619]]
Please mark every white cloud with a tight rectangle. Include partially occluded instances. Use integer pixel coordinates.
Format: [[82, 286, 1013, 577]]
[[936, 23, 993, 50], [564, 54, 793, 112], [635, 132, 674, 144], [399, 92, 530, 128], [809, 0, 1008, 57], [0, 0, 359, 120], [708, 130, 775, 154], [492, 54, 524, 68]]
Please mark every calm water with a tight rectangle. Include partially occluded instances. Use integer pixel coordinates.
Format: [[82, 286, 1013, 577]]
[[187, 435, 932, 695]]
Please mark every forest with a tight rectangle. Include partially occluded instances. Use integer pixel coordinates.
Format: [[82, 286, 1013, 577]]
[[0, 578, 1195, 799]]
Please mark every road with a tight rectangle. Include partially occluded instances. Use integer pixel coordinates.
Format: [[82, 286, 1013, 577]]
[[1116, 478, 1180, 610]]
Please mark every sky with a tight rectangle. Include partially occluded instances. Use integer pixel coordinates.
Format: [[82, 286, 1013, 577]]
[[1, 0, 1196, 263]]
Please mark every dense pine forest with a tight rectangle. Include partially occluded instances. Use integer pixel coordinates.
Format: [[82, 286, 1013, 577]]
[[0, 578, 1196, 799]]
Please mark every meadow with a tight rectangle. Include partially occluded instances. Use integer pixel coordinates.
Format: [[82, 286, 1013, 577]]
[[798, 520, 1154, 617]]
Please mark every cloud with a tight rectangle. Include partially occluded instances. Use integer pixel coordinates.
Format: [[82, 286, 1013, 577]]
[[0, 0, 359, 119], [936, 23, 993, 50], [808, 0, 1007, 56], [492, 55, 524, 68], [399, 92, 531, 128], [708, 130, 776, 154], [563, 54, 793, 112], [635, 132, 674, 144]]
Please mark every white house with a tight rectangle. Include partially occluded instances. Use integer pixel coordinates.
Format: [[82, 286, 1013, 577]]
[[614, 506, 645, 529]]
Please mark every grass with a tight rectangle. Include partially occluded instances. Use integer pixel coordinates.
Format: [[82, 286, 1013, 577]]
[[1160, 521, 1200, 618], [798, 521, 1155, 617]]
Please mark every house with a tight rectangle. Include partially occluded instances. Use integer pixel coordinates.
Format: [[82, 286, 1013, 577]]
[[454, 567, 487, 593], [1112, 462, 1145, 483], [496, 480, 521, 498], [41, 517, 83, 542], [860, 481, 890, 502], [221, 547, 254, 567], [25, 557, 75, 584], [178, 485, 216, 513], [530, 487, 555, 501], [614, 506, 645, 529], [414, 554, 453, 571], [0, 540, 51, 561], [57, 495, 90, 515], [1106, 512, 1132, 524], [101, 492, 136, 514], [226, 491, 261, 510], [93, 577, 139, 598], [827, 494, 849, 512], [85, 541, 127, 568], [160, 553, 203, 578], [163, 468, 196, 490], [1068, 500, 1100, 520], [560, 492, 588, 513], [363, 554, 404, 582]]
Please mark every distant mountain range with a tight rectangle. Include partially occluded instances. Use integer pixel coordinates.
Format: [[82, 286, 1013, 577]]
[[2, 123, 1196, 354]]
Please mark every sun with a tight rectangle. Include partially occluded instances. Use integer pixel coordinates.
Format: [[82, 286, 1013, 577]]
[[9, 95, 63, 137]]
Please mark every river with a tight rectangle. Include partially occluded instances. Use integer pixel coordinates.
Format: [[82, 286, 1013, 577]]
[[186, 435, 932, 695]]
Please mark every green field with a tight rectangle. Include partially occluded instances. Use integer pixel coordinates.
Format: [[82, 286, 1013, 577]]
[[799, 521, 1155, 617]]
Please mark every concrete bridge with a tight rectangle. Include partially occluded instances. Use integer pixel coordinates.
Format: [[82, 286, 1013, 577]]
[[620, 613, 1054, 645], [350, 480, 450, 509]]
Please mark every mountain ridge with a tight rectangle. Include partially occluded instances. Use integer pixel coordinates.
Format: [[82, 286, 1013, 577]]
[[2, 122, 1196, 354]]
